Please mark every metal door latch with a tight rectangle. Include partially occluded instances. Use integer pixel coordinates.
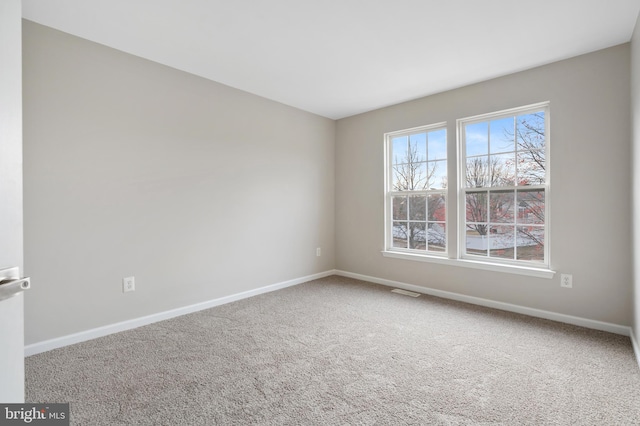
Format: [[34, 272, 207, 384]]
[[0, 267, 30, 302]]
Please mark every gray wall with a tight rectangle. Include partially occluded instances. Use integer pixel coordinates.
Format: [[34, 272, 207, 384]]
[[632, 13, 640, 344], [336, 45, 632, 326], [23, 21, 336, 345]]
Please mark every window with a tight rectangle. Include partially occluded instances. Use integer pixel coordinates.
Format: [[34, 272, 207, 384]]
[[385, 124, 447, 255], [384, 102, 550, 276], [459, 103, 548, 268]]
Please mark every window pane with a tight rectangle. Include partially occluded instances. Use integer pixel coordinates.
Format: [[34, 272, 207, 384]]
[[409, 195, 426, 220], [490, 153, 516, 186], [415, 162, 428, 190], [429, 160, 447, 189], [410, 133, 427, 162], [466, 122, 488, 156], [489, 225, 515, 259], [392, 169, 407, 191], [392, 196, 407, 220], [392, 136, 408, 164], [387, 125, 448, 255], [465, 156, 490, 188], [428, 194, 446, 221], [517, 150, 545, 185], [466, 192, 487, 222], [517, 226, 544, 262], [490, 191, 515, 223], [428, 223, 446, 251], [428, 129, 447, 161], [516, 112, 545, 152], [409, 222, 426, 250], [517, 190, 544, 224], [393, 222, 408, 248], [490, 117, 515, 154], [466, 225, 488, 256], [393, 161, 428, 191]]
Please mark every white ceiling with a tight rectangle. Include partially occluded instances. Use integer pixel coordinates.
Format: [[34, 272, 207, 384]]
[[21, 0, 640, 119]]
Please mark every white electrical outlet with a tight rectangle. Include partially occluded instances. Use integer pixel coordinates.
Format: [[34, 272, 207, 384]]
[[316, 247, 321, 257], [560, 274, 573, 288], [123, 276, 135, 293]]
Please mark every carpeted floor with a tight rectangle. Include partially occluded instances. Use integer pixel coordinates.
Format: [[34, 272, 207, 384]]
[[25, 276, 640, 425]]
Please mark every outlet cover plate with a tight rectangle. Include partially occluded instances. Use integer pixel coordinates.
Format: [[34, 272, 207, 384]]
[[560, 274, 572, 288], [123, 276, 135, 293]]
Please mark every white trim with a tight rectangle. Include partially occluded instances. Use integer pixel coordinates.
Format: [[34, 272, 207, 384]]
[[24, 270, 336, 356], [335, 270, 629, 336], [384, 122, 448, 138], [384, 123, 449, 255], [457, 101, 551, 125], [381, 250, 555, 279], [457, 102, 550, 269], [630, 329, 640, 370]]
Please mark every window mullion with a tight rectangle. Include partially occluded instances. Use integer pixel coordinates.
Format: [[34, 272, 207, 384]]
[[386, 102, 548, 270]]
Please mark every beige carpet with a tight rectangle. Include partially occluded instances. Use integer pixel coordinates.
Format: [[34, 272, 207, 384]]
[[25, 276, 640, 425]]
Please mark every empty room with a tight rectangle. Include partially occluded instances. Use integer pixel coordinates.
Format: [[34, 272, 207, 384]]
[[2, 0, 640, 424]]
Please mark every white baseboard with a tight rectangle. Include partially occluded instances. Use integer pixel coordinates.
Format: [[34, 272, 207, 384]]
[[24, 270, 335, 357], [335, 270, 632, 336]]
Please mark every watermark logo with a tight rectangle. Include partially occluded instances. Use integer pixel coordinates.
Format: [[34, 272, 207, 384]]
[[0, 404, 68, 425]]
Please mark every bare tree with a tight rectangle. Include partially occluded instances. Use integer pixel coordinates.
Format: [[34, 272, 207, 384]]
[[465, 157, 514, 236], [464, 113, 546, 255], [393, 143, 436, 191], [515, 112, 545, 185], [392, 143, 445, 249], [393, 114, 546, 256], [513, 113, 545, 249]]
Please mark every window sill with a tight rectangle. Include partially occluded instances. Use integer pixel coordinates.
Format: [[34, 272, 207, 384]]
[[381, 250, 556, 279]]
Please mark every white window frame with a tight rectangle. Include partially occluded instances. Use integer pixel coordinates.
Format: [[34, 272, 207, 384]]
[[384, 123, 448, 257], [457, 102, 550, 270], [382, 102, 554, 279]]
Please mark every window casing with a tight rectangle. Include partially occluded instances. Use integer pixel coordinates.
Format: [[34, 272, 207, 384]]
[[383, 102, 551, 276], [458, 103, 549, 269], [384, 124, 448, 256]]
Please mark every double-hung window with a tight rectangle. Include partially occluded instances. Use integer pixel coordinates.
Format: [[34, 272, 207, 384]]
[[384, 102, 550, 274], [459, 103, 549, 267], [384, 124, 448, 254]]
